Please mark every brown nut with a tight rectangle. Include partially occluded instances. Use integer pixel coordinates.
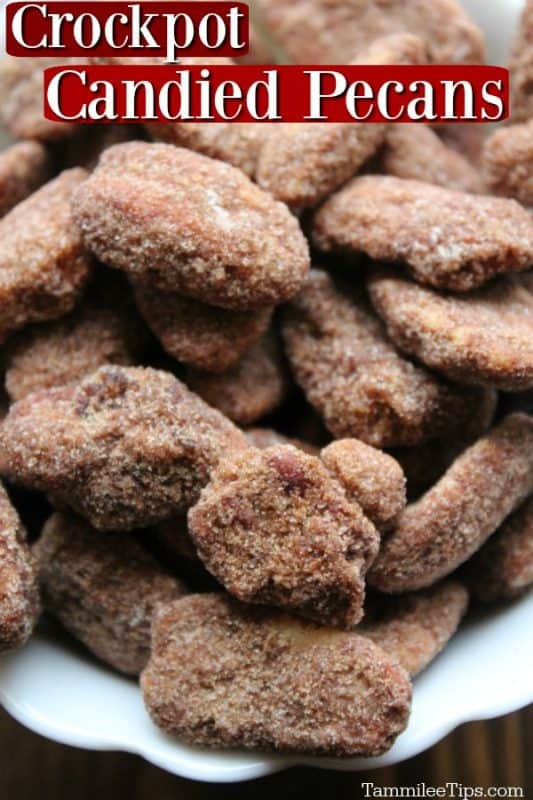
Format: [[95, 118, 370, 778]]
[[256, 34, 426, 208], [313, 176, 533, 293], [0, 57, 84, 141], [141, 593, 412, 756], [4, 275, 148, 402], [186, 331, 288, 425], [463, 496, 533, 604], [361, 581, 469, 676], [509, 0, 533, 123], [0, 481, 40, 651], [132, 278, 272, 373], [378, 124, 484, 193], [321, 439, 406, 529], [72, 141, 310, 310], [369, 414, 533, 593], [0, 168, 93, 343], [482, 121, 533, 207], [34, 512, 187, 674], [188, 445, 380, 628], [254, 0, 484, 65], [368, 268, 533, 392], [0, 141, 52, 218], [0, 365, 249, 531], [282, 269, 491, 449]]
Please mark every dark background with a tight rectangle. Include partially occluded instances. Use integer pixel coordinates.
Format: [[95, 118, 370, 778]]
[[2, 706, 531, 798]]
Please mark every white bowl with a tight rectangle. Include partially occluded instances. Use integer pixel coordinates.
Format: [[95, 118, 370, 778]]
[[0, 0, 531, 784]]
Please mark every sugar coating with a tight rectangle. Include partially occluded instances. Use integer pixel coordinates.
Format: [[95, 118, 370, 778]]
[[0, 481, 40, 651], [463, 496, 533, 604], [246, 427, 319, 455], [132, 278, 271, 373], [0, 365, 249, 531], [321, 439, 406, 528], [254, 0, 484, 65], [369, 414, 533, 593], [368, 268, 533, 392], [378, 125, 484, 193], [313, 176, 533, 293], [361, 581, 468, 676], [141, 593, 412, 756], [256, 34, 426, 208], [72, 142, 310, 311], [282, 269, 490, 449], [483, 121, 533, 208], [0, 141, 52, 218], [509, 0, 533, 123], [186, 332, 288, 425], [188, 445, 380, 628], [5, 277, 147, 401], [0, 168, 93, 343], [34, 512, 186, 674], [0, 57, 84, 141]]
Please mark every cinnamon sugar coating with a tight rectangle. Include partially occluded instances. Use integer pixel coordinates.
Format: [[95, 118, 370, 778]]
[[0, 365, 248, 531], [313, 176, 533, 293], [254, 0, 484, 65], [0, 168, 93, 343], [0, 481, 40, 651], [0, 57, 83, 141], [361, 581, 468, 676], [483, 121, 533, 207], [188, 445, 380, 628], [282, 270, 490, 449], [186, 332, 288, 425], [5, 277, 148, 401], [34, 512, 186, 674], [246, 427, 319, 455], [368, 269, 533, 392], [370, 414, 533, 593], [256, 34, 426, 208], [132, 279, 271, 373], [0, 141, 52, 218], [72, 142, 310, 310], [509, 0, 533, 123], [141, 593, 412, 756], [378, 125, 484, 193], [463, 496, 533, 604], [321, 439, 406, 529]]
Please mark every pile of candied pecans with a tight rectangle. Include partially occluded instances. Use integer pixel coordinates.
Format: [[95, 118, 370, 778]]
[[0, 0, 532, 760]]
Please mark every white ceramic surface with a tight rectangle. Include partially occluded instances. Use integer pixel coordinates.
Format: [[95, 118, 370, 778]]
[[0, 0, 531, 784]]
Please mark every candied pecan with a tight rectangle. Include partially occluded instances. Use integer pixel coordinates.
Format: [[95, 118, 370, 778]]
[[186, 331, 288, 425], [246, 427, 319, 455], [0, 365, 249, 530], [0, 141, 52, 218], [0, 481, 40, 651], [509, 0, 533, 123], [369, 414, 533, 593], [378, 125, 484, 193], [141, 593, 412, 756], [0, 168, 93, 343], [254, 0, 484, 65], [256, 34, 426, 208], [132, 278, 271, 373], [72, 142, 310, 310], [188, 445, 380, 628], [282, 269, 490, 448], [463, 496, 533, 604], [482, 121, 533, 207], [0, 57, 84, 141], [361, 581, 468, 676], [313, 176, 533, 292], [34, 512, 186, 674], [368, 268, 533, 392], [5, 275, 148, 401], [321, 439, 406, 528]]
